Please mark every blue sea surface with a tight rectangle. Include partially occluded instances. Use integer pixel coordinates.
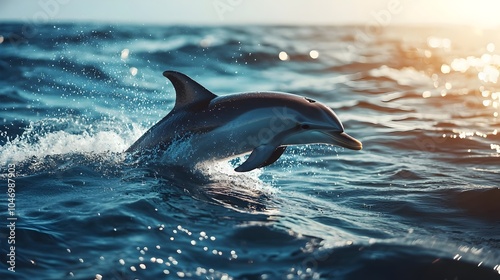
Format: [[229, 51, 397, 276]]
[[0, 23, 499, 279]]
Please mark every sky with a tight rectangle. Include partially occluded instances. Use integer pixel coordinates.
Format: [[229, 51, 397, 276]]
[[0, 0, 500, 27]]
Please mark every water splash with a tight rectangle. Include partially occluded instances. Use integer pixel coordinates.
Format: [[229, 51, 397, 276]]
[[0, 116, 144, 164], [194, 158, 279, 214]]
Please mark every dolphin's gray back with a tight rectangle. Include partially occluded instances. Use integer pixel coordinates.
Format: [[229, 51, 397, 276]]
[[126, 70, 338, 154], [126, 92, 318, 153]]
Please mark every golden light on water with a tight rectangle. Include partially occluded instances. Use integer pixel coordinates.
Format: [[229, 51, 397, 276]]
[[449, 58, 469, 73], [417, 29, 500, 156], [427, 37, 451, 49], [429, 35, 500, 121], [278, 51, 289, 61], [478, 65, 499, 83], [309, 50, 319, 59], [440, 64, 451, 74]]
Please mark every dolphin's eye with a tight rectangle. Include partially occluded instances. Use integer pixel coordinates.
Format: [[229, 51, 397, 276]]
[[301, 124, 310, 129], [304, 97, 316, 103]]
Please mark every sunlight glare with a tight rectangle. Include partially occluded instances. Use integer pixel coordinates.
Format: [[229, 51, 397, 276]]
[[427, 1, 500, 28], [478, 65, 499, 83], [450, 58, 469, 73], [427, 37, 451, 49], [441, 64, 451, 74], [279, 51, 289, 61], [309, 50, 319, 59], [121, 48, 130, 60]]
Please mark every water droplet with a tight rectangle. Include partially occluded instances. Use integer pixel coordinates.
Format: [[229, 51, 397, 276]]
[[121, 49, 130, 59], [130, 67, 138, 76]]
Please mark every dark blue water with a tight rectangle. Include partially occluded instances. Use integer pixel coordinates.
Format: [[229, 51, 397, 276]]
[[0, 23, 499, 279]]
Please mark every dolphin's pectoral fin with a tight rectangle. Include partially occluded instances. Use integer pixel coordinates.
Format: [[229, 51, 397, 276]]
[[234, 145, 286, 172], [259, 146, 286, 168]]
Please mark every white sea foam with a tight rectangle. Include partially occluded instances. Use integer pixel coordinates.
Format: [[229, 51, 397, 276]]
[[0, 117, 145, 164]]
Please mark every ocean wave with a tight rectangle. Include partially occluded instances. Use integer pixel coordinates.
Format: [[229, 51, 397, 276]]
[[2, 23, 500, 279], [353, 100, 416, 113], [450, 188, 500, 221], [368, 65, 433, 87], [0, 116, 143, 165]]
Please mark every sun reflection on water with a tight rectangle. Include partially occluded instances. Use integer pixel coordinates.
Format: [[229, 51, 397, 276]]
[[432, 38, 500, 119], [427, 36, 452, 49], [409, 33, 500, 157], [278, 51, 289, 61]]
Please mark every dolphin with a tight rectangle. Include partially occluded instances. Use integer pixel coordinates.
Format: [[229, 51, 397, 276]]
[[126, 71, 362, 172]]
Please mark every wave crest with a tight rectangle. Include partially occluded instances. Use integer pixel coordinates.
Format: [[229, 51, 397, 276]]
[[0, 116, 144, 165]]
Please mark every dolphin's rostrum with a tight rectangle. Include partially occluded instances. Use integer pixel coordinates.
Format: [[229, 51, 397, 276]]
[[127, 71, 362, 172]]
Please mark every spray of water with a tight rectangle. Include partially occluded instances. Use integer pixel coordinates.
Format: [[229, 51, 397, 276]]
[[0, 116, 144, 165]]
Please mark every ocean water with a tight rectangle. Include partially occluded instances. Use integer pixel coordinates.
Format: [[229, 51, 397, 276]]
[[0, 23, 499, 280]]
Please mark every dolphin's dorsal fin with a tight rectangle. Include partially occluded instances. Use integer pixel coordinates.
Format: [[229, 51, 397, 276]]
[[163, 71, 217, 109]]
